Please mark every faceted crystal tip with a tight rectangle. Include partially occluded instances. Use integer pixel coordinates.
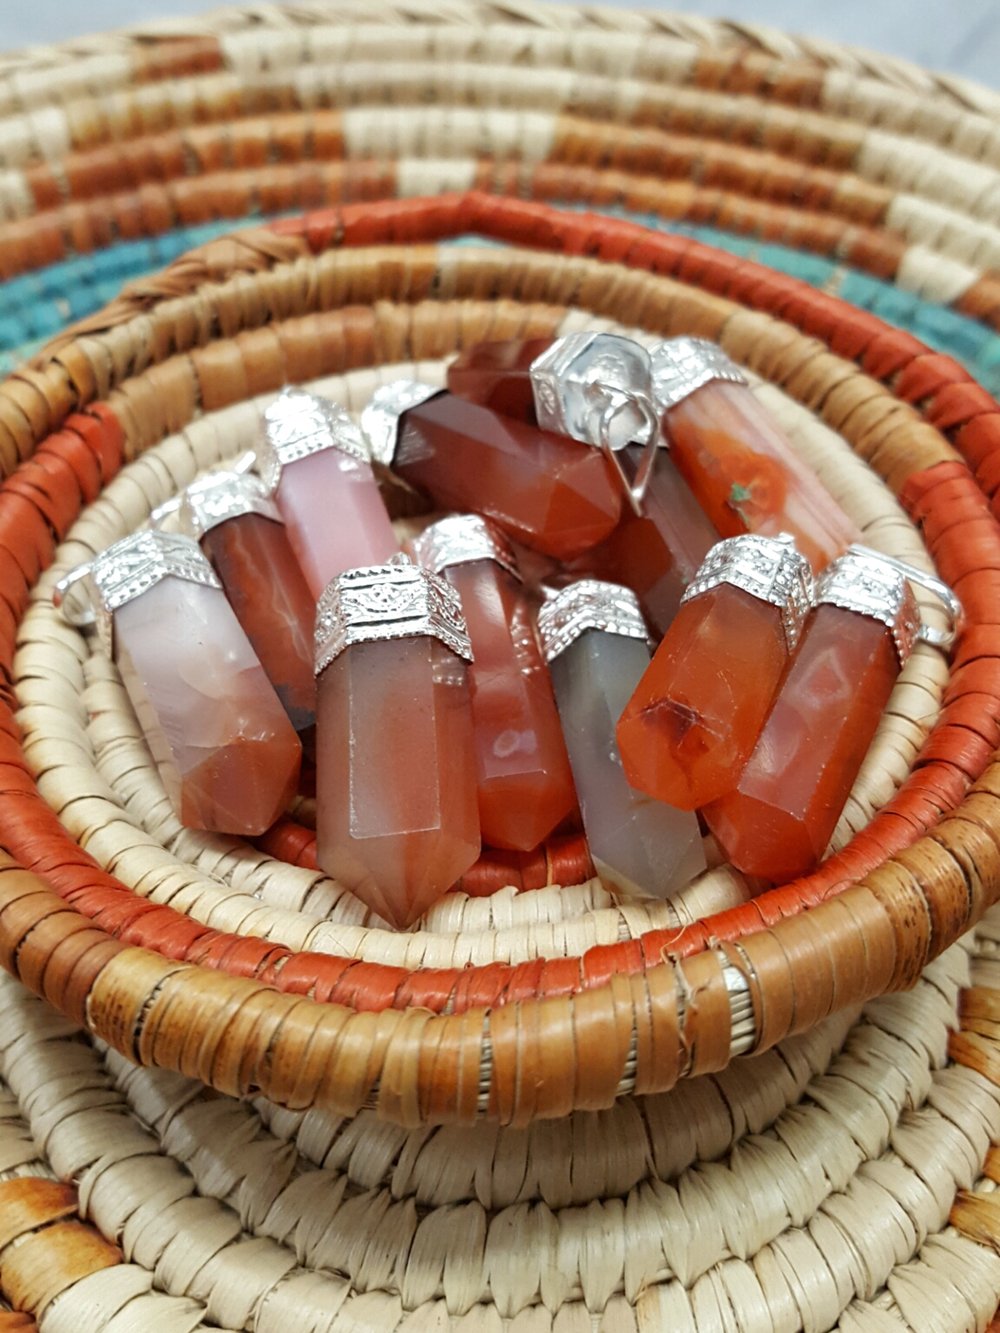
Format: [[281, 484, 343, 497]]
[[177, 470, 281, 541], [649, 337, 748, 413], [409, 513, 521, 580], [682, 533, 814, 653], [537, 579, 650, 662], [360, 381, 444, 467], [315, 559, 473, 675], [257, 388, 369, 492], [530, 332, 656, 450]]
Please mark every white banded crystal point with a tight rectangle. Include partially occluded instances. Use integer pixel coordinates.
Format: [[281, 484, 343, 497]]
[[548, 629, 706, 900]]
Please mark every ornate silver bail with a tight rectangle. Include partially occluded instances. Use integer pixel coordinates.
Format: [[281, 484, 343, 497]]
[[53, 530, 221, 656]]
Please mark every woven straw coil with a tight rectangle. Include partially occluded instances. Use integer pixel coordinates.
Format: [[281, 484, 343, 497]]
[[0, 3, 996, 1329]]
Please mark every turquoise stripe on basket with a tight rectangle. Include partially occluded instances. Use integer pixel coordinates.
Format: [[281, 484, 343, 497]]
[[3, 207, 1000, 397], [0, 220, 244, 373]]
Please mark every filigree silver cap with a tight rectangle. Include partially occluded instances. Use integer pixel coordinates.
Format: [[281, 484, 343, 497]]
[[409, 514, 520, 581], [537, 579, 650, 663], [681, 534, 814, 653], [530, 332, 657, 451], [53, 530, 221, 656], [816, 545, 963, 665], [315, 557, 473, 675], [258, 388, 370, 492], [177, 470, 281, 541], [650, 337, 748, 414], [360, 381, 444, 467]]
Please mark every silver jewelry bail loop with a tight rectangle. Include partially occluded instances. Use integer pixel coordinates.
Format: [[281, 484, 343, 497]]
[[594, 387, 661, 516], [52, 562, 96, 629], [846, 544, 963, 653]]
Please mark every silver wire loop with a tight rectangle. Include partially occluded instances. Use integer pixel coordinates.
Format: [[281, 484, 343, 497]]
[[845, 544, 963, 653], [594, 389, 661, 515], [52, 563, 96, 628]]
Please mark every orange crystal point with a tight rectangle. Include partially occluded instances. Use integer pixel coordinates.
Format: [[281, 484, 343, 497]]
[[616, 582, 792, 810], [661, 377, 860, 572], [395, 393, 622, 560], [447, 337, 555, 423], [316, 636, 481, 930], [446, 559, 577, 850], [705, 604, 900, 882]]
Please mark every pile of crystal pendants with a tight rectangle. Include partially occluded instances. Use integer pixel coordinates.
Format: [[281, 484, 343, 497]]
[[54, 332, 960, 932]]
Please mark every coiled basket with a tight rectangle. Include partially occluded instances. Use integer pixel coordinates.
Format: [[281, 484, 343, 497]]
[[0, 3, 997, 1330]]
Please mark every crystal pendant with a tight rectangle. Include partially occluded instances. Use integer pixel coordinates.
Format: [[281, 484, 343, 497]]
[[54, 531, 301, 835], [362, 380, 622, 560], [537, 580, 706, 900], [447, 335, 717, 631], [616, 534, 813, 810], [411, 515, 577, 851], [314, 559, 480, 929], [258, 388, 398, 598], [651, 338, 860, 572], [177, 470, 317, 737], [705, 547, 960, 881]]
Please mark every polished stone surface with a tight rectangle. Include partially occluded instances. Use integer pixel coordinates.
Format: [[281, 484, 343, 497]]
[[550, 629, 705, 900], [114, 576, 301, 835], [316, 636, 481, 929]]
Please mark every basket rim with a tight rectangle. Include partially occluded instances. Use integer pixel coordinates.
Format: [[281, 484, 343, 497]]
[[0, 191, 996, 1124]]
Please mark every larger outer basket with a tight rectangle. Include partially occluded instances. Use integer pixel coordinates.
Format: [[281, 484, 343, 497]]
[[0, 4, 998, 1330]]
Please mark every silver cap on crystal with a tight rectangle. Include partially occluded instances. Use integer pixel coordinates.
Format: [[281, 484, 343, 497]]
[[530, 332, 656, 450], [537, 579, 650, 662], [315, 557, 473, 675], [177, 470, 281, 540], [815, 547, 959, 667], [650, 337, 748, 414], [681, 534, 814, 653], [53, 529, 221, 656], [409, 514, 520, 581], [257, 388, 370, 492], [360, 381, 444, 467]]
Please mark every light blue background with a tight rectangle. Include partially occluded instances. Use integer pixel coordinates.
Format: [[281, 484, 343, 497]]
[[1, 0, 997, 87]]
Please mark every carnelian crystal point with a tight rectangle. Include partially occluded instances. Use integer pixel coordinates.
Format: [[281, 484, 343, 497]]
[[316, 637, 481, 929], [114, 577, 302, 835], [665, 381, 860, 572], [571, 446, 718, 635], [705, 604, 900, 881], [447, 337, 554, 423], [616, 582, 790, 809], [446, 559, 577, 850], [396, 393, 621, 560], [200, 513, 317, 736]]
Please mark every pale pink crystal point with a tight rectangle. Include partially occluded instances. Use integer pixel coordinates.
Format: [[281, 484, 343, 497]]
[[114, 577, 301, 834]]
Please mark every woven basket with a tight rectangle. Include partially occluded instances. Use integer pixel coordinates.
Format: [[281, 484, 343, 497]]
[[0, 3, 999, 1330]]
